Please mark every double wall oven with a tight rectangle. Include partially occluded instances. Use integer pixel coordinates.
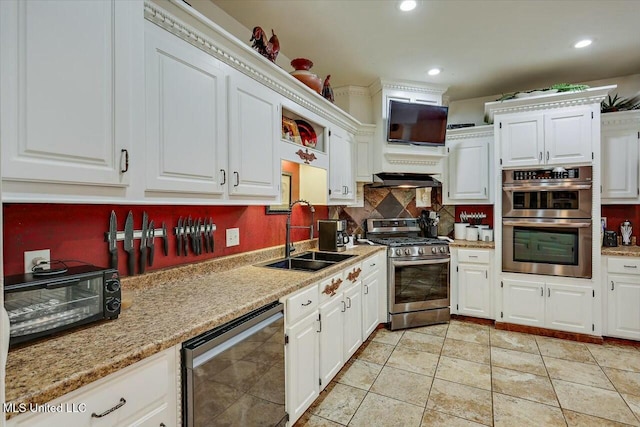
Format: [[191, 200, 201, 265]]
[[366, 218, 450, 330], [502, 166, 593, 278]]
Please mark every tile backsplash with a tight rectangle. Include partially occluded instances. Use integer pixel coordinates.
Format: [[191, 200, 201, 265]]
[[330, 186, 455, 237]]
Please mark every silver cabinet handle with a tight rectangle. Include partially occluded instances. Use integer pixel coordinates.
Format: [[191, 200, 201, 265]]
[[92, 398, 126, 418], [233, 171, 239, 187], [347, 297, 352, 308], [469, 255, 478, 258], [611, 281, 615, 291], [484, 187, 487, 195], [317, 316, 322, 333], [539, 152, 542, 161], [548, 288, 550, 297], [364, 285, 369, 295], [220, 169, 226, 185], [341, 300, 346, 312], [623, 265, 638, 269], [546, 151, 550, 161], [301, 299, 312, 306], [540, 287, 544, 297]]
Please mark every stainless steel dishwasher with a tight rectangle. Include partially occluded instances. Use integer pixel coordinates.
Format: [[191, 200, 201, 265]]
[[182, 301, 286, 427]]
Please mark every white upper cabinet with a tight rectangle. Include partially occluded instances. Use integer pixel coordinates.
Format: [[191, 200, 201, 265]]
[[328, 127, 356, 203], [601, 111, 640, 203], [445, 126, 493, 204], [1, 0, 142, 196], [227, 71, 280, 199], [499, 108, 592, 168], [145, 21, 227, 196]]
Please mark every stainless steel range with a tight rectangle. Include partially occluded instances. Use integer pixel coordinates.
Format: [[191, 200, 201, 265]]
[[366, 218, 450, 330]]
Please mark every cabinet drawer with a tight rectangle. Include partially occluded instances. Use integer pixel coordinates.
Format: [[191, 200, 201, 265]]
[[608, 257, 640, 275], [318, 273, 345, 304], [361, 255, 382, 277], [343, 262, 363, 284], [458, 249, 490, 264], [286, 284, 319, 324]]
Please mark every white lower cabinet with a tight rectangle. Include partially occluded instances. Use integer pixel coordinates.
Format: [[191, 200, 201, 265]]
[[343, 280, 363, 359], [318, 289, 345, 388], [7, 346, 178, 427], [361, 253, 382, 338], [606, 257, 640, 340], [502, 277, 593, 334], [453, 249, 493, 319], [285, 310, 320, 424]]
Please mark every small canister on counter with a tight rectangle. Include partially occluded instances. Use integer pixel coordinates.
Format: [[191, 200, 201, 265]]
[[480, 228, 494, 242], [465, 226, 479, 241], [454, 223, 469, 240]]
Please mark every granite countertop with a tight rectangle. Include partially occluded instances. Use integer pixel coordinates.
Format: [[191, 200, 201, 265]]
[[602, 245, 640, 257], [5, 242, 385, 414], [449, 239, 495, 249]]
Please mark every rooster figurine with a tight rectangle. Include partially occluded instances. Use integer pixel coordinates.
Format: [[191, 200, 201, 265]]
[[322, 75, 334, 103], [250, 27, 280, 62]]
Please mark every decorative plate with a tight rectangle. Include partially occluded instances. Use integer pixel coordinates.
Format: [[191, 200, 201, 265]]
[[295, 120, 317, 148]]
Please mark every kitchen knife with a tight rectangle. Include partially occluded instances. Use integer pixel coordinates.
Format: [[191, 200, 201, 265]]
[[161, 221, 169, 256], [185, 216, 192, 256], [108, 210, 118, 270], [196, 219, 202, 255], [148, 220, 155, 267], [177, 217, 183, 256], [193, 218, 199, 255], [203, 218, 210, 253], [140, 212, 148, 274], [209, 216, 215, 253], [124, 211, 135, 275]]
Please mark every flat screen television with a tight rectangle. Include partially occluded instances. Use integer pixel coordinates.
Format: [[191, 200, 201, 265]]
[[387, 100, 448, 146]]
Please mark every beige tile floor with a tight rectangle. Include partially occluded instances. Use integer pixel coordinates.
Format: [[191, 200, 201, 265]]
[[295, 320, 640, 427]]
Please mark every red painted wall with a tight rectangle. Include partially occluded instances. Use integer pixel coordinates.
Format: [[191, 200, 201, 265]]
[[454, 205, 495, 227], [601, 205, 640, 242], [3, 203, 328, 277]]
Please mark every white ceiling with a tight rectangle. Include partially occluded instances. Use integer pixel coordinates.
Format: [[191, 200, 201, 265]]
[[207, 0, 640, 101]]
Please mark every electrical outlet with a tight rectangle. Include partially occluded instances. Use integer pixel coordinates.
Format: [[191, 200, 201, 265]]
[[226, 228, 240, 247], [24, 249, 51, 273]]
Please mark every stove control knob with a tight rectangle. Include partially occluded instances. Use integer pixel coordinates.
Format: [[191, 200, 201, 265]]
[[418, 248, 424, 255], [431, 247, 437, 254], [395, 249, 402, 256], [404, 248, 411, 256], [440, 247, 447, 253]]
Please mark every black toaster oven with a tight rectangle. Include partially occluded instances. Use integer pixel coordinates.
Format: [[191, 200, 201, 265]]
[[4, 265, 121, 347]]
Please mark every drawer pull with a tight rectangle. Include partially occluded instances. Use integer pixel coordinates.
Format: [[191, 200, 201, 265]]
[[623, 265, 638, 269], [301, 299, 312, 306], [468, 255, 478, 258], [611, 281, 615, 291], [91, 398, 126, 418], [540, 287, 544, 297]]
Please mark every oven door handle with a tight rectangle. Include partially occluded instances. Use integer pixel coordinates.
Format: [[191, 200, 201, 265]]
[[502, 219, 591, 228], [502, 183, 592, 191], [392, 258, 450, 267]]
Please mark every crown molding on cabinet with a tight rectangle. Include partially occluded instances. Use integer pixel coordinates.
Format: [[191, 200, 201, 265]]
[[368, 79, 448, 98], [445, 125, 494, 140], [144, 1, 360, 133], [484, 85, 616, 124], [601, 110, 640, 126]]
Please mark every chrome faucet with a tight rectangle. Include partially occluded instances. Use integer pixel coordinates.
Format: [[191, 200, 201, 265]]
[[285, 199, 315, 258]]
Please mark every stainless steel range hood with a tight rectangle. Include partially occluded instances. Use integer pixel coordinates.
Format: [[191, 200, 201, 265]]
[[368, 173, 442, 188]]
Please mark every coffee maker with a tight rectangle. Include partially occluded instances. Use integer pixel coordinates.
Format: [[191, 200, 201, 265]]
[[318, 220, 349, 252]]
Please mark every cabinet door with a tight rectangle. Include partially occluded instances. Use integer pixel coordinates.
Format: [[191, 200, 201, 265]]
[[285, 311, 319, 425], [544, 108, 592, 165], [144, 22, 227, 195], [502, 278, 545, 327], [608, 274, 640, 340], [343, 281, 363, 360], [448, 139, 489, 201], [319, 296, 344, 389], [457, 264, 491, 319], [545, 283, 592, 334], [362, 272, 380, 339], [601, 126, 639, 201], [329, 127, 355, 202], [228, 72, 280, 198], [499, 114, 544, 167], [1, 0, 139, 187]]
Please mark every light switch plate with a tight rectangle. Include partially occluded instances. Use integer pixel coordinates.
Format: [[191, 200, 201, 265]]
[[226, 228, 240, 247]]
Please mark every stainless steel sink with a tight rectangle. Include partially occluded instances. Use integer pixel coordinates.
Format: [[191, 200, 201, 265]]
[[293, 251, 356, 263], [260, 257, 335, 272], [257, 251, 355, 272]]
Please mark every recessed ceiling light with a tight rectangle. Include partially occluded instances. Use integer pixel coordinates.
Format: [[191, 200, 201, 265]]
[[574, 39, 592, 48], [399, 1, 417, 12], [427, 68, 441, 76]]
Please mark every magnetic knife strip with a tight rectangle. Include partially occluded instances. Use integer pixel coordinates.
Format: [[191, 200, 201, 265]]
[[174, 217, 217, 256]]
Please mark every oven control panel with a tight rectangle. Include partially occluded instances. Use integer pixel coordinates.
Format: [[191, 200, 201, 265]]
[[511, 168, 579, 180], [389, 245, 449, 258]]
